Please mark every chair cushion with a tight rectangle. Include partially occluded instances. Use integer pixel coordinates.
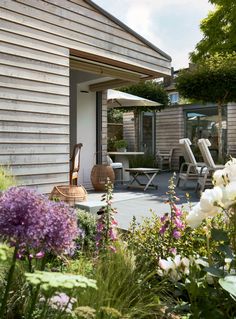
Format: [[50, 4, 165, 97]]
[[111, 162, 123, 169]]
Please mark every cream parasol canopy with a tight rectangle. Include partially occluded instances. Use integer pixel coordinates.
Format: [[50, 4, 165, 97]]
[[107, 89, 161, 108]]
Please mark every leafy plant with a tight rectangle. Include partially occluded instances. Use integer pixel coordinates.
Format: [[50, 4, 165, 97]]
[[76, 209, 97, 255], [76, 243, 167, 319], [129, 154, 156, 168], [0, 166, 16, 191], [113, 139, 128, 150]]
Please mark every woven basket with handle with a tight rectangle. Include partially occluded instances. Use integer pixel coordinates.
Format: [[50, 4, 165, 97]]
[[50, 185, 87, 206]]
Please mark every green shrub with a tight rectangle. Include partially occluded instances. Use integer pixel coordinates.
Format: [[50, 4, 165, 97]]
[[129, 154, 156, 168], [0, 166, 16, 191], [76, 209, 97, 255]]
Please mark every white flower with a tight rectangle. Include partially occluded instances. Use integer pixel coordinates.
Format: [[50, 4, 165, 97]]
[[186, 203, 206, 228], [200, 187, 223, 216], [212, 169, 227, 186], [224, 158, 236, 182], [225, 181, 236, 201], [181, 257, 190, 275], [158, 257, 174, 272]]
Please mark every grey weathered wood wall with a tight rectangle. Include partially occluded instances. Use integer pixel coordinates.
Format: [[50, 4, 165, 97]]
[[156, 106, 184, 170], [227, 103, 236, 157], [0, 0, 170, 193], [123, 112, 136, 151]]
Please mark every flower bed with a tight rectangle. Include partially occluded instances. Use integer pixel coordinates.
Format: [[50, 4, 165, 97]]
[[0, 161, 236, 318]]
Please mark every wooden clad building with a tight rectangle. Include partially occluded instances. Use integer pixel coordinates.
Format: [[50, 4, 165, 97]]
[[123, 102, 236, 171], [0, 0, 171, 192]]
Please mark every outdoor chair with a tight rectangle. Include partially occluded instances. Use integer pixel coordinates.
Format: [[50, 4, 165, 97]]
[[106, 155, 123, 184], [156, 148, 174, 171], [176, 138, 207, 189], [70, 143, 83, 185], [196, 139, 225, 191]]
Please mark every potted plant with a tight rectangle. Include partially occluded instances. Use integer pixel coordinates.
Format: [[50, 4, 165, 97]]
[[114, 139, 128, 152]]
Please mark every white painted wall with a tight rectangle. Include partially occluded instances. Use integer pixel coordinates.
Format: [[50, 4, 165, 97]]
[[76, 84, 96, 188]]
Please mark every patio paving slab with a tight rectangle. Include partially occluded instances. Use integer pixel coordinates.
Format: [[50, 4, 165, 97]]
[[76, 172, 200, 230]]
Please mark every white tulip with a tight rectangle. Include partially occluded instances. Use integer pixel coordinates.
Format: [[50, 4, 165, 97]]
[[200, 187, 223, 215], [224, 158, 236, 182], [158, 258, 174, 272], [224, 181, 236, 201], [186, 203, 206, 228], [212, 169, 227, 186]]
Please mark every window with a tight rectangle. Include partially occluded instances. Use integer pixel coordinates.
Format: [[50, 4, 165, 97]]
[[169, 92, 179, 105], [185, 107, 227, 161]]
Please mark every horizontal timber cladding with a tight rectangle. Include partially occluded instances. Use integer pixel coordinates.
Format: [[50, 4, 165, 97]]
[[0, 0, 170, 192], [0, 0, 170, 75], [123, 112, 136, 151], [156, 107, 184, 171], [227, 103, 236, 156], [0, 5, 70, 192]]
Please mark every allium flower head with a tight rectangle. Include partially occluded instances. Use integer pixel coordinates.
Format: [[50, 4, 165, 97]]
[[0, 187, 78, 255]]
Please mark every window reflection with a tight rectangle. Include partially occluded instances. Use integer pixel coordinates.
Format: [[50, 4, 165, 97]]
[[185, 107, 227, 161]]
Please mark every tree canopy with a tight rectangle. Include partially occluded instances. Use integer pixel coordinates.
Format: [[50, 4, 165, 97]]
[[176, 52, 236, 162], [176, 53, 236, 105], [191, 0, 236, 62], [120, 80, 169, 112]]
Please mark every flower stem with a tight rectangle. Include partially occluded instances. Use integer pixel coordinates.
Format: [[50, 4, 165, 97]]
[[0, 246, 18, 319]]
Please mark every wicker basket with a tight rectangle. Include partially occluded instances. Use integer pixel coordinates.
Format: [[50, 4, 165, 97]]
[[90, 164, 115, 191], [50, 185, 87, 206]]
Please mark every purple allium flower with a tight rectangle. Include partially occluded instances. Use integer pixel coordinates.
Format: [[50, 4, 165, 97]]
[[172, 229, 181, 239], [0, 187, 78, 255]]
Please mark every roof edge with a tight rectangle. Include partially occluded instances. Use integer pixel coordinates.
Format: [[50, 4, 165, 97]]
[[84, 0, 172, 62]]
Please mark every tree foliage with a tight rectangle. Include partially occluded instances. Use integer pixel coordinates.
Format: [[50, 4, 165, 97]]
[[191, 0, 236, 62], [176, 53, 236, 105], [176, 53, 236, 162], [120, 80, 169, 112]]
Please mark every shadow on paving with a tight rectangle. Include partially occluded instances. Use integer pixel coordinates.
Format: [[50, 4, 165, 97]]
[[80, 171, 200, 230]]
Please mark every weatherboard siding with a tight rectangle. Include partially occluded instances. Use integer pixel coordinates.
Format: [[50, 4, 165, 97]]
[[0, 0, 170, 192], [227, 103, 236, 157]]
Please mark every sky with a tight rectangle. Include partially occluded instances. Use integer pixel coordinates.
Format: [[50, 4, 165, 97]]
[[93, 0, 214, 70]]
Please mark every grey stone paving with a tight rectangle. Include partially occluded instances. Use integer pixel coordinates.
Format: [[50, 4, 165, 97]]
[[76, 172, 200, 230]]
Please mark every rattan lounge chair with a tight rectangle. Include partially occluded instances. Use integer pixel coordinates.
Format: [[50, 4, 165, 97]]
[[176, 138, 207, 189]]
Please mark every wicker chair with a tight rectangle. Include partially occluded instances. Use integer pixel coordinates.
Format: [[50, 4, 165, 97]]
[[106, 155, 123, 184], [70, 143, 83, 185]]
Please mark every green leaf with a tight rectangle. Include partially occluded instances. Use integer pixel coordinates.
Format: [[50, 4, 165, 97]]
[[211, 228, 229, 242], [218, 244, 234, 258], [204, 266, 224, 278], [219, 276, 236, 297]]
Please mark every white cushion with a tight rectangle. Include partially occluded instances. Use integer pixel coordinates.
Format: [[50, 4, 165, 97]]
[[111, 162, 123, 169]]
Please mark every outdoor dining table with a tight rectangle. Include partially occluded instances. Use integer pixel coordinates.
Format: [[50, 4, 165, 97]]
[[125, 168, 160, 191], [108, 151, 144, 182]]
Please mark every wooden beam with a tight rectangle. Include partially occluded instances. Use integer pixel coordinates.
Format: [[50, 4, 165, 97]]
[[89, 79, 134, 91], [70, 59, 141, 82], [70, 49, 161, 78]]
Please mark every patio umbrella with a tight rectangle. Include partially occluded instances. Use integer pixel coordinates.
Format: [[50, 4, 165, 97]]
[[107, 89, 161, 108]]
